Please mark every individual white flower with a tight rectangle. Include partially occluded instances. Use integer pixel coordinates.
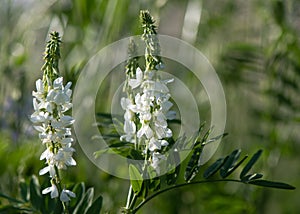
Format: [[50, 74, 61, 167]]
[[60, 189, 76, 202], [137, 122, 153, 139], [39, 165, 56, 177], [129, 67, 143, 89], [60, 137, 73, 145], [121, 97, 134, 111], [40, 147, 54, 161], [42, 183, 59, 198], [151, 152, 167, 174], [55, 147, 76, 169], [149, 138, 161, 151], [120, 97, 137, 142], [124, 120, 136, 135], [32, 79, 45, 100]]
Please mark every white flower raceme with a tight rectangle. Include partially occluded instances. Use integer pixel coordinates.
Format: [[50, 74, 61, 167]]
[[31, 76, 76, 201], [121, 67, 176, 173]]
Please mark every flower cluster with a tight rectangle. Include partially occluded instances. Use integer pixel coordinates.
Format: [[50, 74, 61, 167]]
[[121, 67, 176, 173], [31, 32, 75, 203], [31, 77, 76, 201]]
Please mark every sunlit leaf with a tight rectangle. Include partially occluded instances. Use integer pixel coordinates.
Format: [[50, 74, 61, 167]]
[[74, 188, 94, 214], [86, 195, 103, 214], [70, 182, 85, 211], [129, 164, 143, 194], [29, 175, 42, 210]]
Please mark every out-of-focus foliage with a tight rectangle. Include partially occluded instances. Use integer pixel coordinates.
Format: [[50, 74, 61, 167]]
[[0, 0, 299, 213]]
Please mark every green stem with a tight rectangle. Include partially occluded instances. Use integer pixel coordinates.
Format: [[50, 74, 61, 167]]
[[129, 193, 137, 210], [132, 179, 244, 213], [125, 185, 134, 210], [53, 165, 69, 214]]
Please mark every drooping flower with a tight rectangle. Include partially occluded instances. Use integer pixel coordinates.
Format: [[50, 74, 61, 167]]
[[42, 183, 59, 199], [60, 189, 76, 202]]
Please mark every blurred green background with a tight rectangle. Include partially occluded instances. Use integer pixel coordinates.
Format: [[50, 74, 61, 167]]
[[1, 0, 299, 213]]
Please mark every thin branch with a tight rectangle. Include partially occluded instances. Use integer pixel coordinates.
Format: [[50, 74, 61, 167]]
[[132, 179, 243, 213]]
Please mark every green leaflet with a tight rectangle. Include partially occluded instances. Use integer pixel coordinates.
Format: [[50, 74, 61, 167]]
[[29, 175, 42, 211], [203, 158, 224, 179], [240, 149, 263, 179], [249, 180, 295, 190], [129, 164, 143, 194], [73, 188, 94, 214], [86, 195, 103, 214]]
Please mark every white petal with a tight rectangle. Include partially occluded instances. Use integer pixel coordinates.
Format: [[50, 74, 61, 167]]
[[65, 190, 76, 198], [121, 97, 130, 110], [53, 77, 63, 88], [129, 79, 141, 89], [124, 120, 136, 134], [64, 82, 72, 91], [161, 100, 173, 112], [145, 125, 153, 139], [161, 140, 169, 146], [40, 149, 52, 160], [136, 67, 143, 81], [129, 67, 143, 89], [61, 138, 73, 145], [39, 166, 50, 175], [46, 90, 56, 102], [60, 189, 76, 202], [66, 157, 76, 166], [54, 92, 69, 105], [149, 138, 161, 151], [50, 184, 59, 198], [42, 186, 52, 195], [165, 128, 172, 138], [60, 191, 69, 202], [36, 79, 44, 92], [61, 115, 75, 126], [137, 123, 153, 139], [33, 98, 39, 111], [34, 126, 45, 132], [49, 165, 56, 177], [166, 111, 176, 120]]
